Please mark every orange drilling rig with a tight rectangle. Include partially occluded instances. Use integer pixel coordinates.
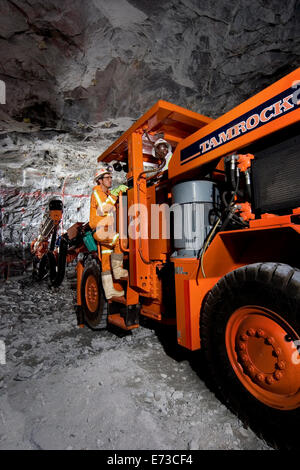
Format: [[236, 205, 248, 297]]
[[32, 68, 300, 446]]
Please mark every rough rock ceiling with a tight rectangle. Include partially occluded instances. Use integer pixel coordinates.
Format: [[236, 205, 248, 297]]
[[0, 0, 299, 128]]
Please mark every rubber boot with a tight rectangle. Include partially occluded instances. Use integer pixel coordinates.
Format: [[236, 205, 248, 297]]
[[101, 271, 124, 299], [111, 253, 128, 280]]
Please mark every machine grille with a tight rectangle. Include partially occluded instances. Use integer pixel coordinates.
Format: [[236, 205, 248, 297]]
[[251, 127, 300, 214]]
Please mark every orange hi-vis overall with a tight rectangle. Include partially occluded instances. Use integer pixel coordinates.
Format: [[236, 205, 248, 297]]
[[89, 185, 122, 272]]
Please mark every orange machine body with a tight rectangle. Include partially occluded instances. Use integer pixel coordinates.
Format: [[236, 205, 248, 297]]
[[169, 68, 300, 181], [97, 69, 300, 350]]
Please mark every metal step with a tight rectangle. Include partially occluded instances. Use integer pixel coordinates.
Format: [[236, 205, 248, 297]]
[[107, 313, 139, 331], [109, 295, 127, 304]]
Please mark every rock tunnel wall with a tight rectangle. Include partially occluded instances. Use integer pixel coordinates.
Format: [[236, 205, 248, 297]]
[[0, 0, 299, 276]]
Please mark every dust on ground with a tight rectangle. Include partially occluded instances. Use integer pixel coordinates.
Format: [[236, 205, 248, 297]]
[[0, 272, 271, 450]]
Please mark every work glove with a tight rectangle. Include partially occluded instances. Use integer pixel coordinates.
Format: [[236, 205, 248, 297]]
[[110, 184, 128, 196]]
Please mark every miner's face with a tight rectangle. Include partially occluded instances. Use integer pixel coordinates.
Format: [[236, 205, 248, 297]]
[[156, 143, 168, 159], [99, 174, 112, 190]]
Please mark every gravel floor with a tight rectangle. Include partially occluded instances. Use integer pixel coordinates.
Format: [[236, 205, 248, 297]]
[[0, 271, 271, 450]]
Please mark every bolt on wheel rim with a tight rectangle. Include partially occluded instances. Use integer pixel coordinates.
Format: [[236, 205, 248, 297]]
[[225, 306, 300, 410], [85, 275, 99, 312]]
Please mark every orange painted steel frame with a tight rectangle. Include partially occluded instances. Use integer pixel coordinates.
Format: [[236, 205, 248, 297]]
[[175, 217, 300, 350], [96, 69, 300, 351], [98, 100, 210, 316], [172, 69, 300, 350]]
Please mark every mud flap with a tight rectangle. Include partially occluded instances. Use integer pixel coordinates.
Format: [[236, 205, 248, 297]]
[[109, 303, 140, 327]]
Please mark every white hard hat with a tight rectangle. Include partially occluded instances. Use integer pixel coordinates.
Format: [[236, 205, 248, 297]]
[[152, 138, 172, 157], [94, 165, 113, 182]]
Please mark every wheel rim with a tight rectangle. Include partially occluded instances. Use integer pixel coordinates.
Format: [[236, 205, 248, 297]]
[[85, 274, 99, 313], [225, 306, 300, 410]]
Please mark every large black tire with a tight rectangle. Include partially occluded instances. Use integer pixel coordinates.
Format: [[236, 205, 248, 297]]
[[200, 262, 300, 449], [81, 264, 107, 329]]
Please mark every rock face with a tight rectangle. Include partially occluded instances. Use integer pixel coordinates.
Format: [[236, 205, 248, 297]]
[[0, 0, 299, 267], [0, 0, 299, 128], [0, 118, 132, 258]]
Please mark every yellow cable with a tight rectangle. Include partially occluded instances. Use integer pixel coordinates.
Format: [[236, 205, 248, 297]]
[[199, 217, 222, 279]]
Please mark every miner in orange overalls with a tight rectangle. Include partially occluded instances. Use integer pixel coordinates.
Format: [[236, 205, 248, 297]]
[[89, 165, 128, 299]]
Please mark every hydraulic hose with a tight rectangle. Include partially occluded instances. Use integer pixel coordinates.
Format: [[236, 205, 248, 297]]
[[196, 216, 222, 281], [196, 167, 242, 282], [49, 228, 57, 252], [228, 155, 244, 198], [51, 234, 68, 287], [245, 169, 252, 200]]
